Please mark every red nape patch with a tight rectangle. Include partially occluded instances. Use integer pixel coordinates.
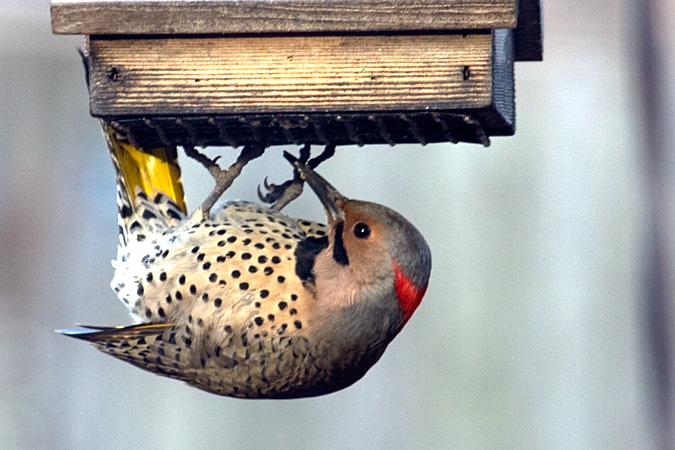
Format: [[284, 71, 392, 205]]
[[393, 261, 427, 321]]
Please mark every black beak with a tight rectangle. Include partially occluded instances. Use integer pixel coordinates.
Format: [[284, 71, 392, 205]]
[[283, 151, 346, 223]]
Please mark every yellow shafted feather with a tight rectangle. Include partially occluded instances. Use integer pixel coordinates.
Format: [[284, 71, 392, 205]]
[[104, 126, 187, 214]]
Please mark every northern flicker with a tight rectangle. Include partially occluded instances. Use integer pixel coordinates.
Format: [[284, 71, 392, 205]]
[[61, 130, 432, 399]]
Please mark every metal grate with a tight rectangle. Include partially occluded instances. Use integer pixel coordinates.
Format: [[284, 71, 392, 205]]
[[107, 111, 493, 149]]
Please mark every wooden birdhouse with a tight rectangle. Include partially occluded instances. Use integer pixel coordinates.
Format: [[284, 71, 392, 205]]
[[51, 0, 542, 147]]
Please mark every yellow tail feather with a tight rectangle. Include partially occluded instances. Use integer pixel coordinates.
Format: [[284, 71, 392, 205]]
[[104, 126, 187, 214]]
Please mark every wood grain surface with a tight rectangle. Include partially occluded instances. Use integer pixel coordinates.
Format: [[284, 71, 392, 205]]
[[88, 34, 494, 116], [52, 0, 516, 34]]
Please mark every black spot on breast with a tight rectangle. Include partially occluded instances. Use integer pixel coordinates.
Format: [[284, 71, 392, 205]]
[[294, 236, 328, 283]]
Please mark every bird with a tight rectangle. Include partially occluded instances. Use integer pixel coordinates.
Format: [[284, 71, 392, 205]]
[[60, 129, 432, 399]]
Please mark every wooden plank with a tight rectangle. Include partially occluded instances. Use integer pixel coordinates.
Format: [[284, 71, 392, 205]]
[[52, 0, 517, 35], [88, 34, 495, 116]]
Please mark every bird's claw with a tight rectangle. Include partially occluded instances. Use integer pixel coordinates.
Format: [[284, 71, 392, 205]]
[[184, 143, 266, 218], [258, 177, 296, 205], [259, 144, 336, 211]]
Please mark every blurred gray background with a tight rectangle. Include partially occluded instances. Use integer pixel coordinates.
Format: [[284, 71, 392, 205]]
[[2, 1, 674, 449]]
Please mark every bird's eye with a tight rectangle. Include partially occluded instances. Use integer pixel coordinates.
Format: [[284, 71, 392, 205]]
[[353, 222, 371, 239]]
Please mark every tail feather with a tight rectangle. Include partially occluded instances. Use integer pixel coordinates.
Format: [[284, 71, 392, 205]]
[[58, 323, 172, 341], [103, 125, 187, 244], [59, 324, 190, 381]]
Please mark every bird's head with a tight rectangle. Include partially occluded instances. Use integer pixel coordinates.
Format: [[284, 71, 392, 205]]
[[286, 153, 431, 331]]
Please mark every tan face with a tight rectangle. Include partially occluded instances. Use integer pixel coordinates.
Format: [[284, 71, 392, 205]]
[[337, 202, 393, 286]]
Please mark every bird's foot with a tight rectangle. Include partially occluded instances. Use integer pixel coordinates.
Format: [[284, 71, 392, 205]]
[[258, 144, 335, 211], [185, 143, 266, 219]]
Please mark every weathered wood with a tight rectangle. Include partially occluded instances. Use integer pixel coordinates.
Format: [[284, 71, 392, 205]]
[[51, 0, 517, 35], [86, 31, 514, 146], [88, 33, 495, 116]]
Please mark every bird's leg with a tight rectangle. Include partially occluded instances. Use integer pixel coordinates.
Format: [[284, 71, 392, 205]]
[[259, 143, 336, 211], [257, 143, 310, 211], [307, 143, 336, 170], [185, 144, 265, 219]]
